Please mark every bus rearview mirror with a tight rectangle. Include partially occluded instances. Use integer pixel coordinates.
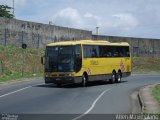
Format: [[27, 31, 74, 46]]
[[41, 56, 45, 65]]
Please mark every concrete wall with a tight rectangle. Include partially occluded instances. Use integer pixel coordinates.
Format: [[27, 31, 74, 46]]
[[0, 17, 92, 48], [93, 35, 160, 57], [0, 17, 160, 57]]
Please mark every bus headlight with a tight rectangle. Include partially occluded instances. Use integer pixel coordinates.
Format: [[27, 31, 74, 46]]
[[69, 74, 74, 77]]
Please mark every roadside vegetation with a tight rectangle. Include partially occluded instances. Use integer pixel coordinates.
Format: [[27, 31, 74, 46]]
[[132, 57, 160, 73], [152, 84, 160, 104], [0, 45, 44, 83]]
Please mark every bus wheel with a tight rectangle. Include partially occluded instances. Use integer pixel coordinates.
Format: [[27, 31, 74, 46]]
[[116, 72, 122, 83], [82, 74, 87, 87], [110, 72, 116, 84]]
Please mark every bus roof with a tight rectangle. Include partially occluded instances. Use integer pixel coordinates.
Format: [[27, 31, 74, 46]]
[[47, 40, 129, 46]]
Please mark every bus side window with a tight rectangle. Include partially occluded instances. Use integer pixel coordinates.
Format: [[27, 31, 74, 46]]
[[75, 45, 82, 72], [119, 46, 130, 57], [119, 47, 124, 57], [99, 46, 105, 57], [107, 46, 113, 57], [91, 48, 98, 58], [107, 52, 112, 57], [113, 47, 118, 57], [125, 47, 130, 57], [75, 45, 82, 57], [90, 46, 99, 58], [84, 45, 92, 58], [99, 46, 112, 58]]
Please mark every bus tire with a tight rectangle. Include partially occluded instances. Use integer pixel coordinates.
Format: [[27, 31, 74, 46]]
[[82, 74, 87, 87], [110, 72, 116, 84], [116, 72, 122, 83]]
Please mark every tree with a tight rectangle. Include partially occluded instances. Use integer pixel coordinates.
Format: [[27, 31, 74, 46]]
[[0, 5, 14, 18]]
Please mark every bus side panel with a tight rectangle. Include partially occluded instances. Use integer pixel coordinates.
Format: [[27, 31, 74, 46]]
[[81, 57, 131, 81]]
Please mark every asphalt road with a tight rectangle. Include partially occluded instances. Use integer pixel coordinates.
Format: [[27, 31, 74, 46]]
[[0, 74, 160, 120]]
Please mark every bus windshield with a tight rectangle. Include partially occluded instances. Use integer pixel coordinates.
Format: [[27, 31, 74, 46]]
[[45, 45, 82, 72]]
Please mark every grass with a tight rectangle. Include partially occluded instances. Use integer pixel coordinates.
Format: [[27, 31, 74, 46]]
[[132, 57, 160, 73], [0, 45, 44, 83], [0, 73, 37, 83], [152, 84, 160, 104]]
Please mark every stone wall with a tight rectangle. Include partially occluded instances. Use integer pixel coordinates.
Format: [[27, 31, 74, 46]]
[[93, 35, 160, 57], [0, 17, 92, 48], [0, 17, 160, 57]]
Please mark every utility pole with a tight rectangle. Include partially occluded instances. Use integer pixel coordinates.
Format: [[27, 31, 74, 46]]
[[96, 27, 99, 35], [96, 27, 99, 40], [13, 0, 15, 16]]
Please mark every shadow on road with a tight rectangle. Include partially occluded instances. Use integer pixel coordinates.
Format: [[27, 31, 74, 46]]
[[35, 81, 127, 89]]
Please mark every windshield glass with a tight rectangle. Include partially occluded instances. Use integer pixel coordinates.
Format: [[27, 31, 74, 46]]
[[45, 46, 75, 72]]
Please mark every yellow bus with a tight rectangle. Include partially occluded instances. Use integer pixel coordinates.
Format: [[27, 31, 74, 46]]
[[42, 40, 131, 87]]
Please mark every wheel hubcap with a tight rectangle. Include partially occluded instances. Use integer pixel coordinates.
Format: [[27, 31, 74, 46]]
[[112, 74, 115, 82], [118, 74, 121, 82], [83, 75, 86, 86], [118, 76, 121, 82]]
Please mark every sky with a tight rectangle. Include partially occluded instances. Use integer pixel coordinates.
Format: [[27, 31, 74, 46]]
[[0, 0, 160, 39]]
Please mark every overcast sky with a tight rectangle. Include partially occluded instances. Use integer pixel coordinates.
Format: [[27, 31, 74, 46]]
[[1, 0, 160, 39]]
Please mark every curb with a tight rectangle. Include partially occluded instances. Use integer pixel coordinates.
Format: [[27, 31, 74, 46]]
[[0, 77, 42, 87], [137, 91, 144, 114], [138, 84, 160, 114]]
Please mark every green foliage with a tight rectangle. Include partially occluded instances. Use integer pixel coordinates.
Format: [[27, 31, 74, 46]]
[[0, 5, 14, 18], [152, 85, 160, 104], [132, 57, 160, 73], [0, 45, 44, 82]]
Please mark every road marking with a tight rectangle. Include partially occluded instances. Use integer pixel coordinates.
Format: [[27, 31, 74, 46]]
[[0, 80, 43, 91], [0, 83, 44, 98], [0, 86, 31, 98], [72, 87, 113, 120]]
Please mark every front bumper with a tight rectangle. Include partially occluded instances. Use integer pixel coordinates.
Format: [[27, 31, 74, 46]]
[[45, 77, 75, 84]]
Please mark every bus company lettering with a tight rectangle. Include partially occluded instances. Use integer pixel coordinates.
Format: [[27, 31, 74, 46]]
[[90, 60, 99, 65]]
